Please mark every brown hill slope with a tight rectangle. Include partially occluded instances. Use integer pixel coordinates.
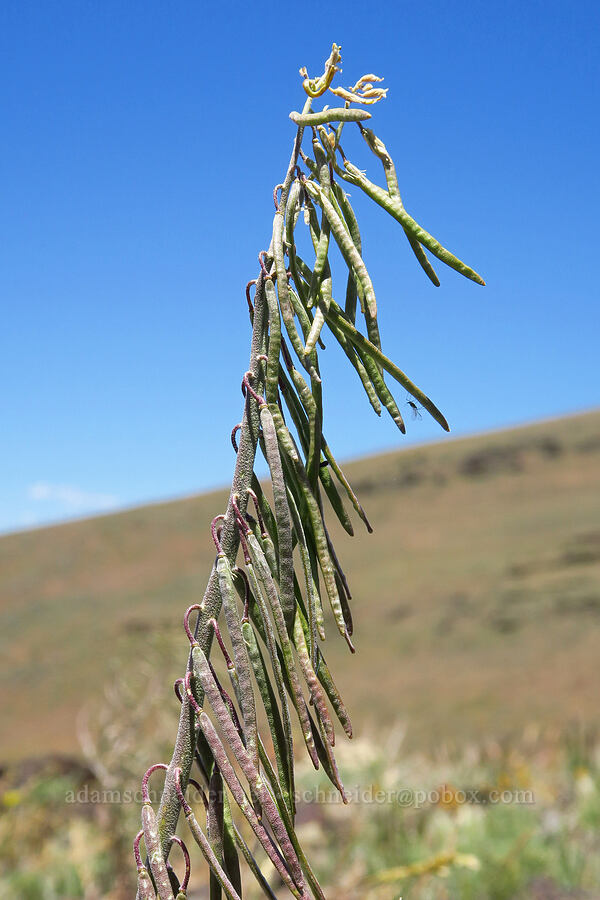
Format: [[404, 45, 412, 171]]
[[1, 410, 599, 760]]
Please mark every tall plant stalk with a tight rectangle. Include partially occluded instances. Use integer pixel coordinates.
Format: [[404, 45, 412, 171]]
[[133, 44, 484, 899]]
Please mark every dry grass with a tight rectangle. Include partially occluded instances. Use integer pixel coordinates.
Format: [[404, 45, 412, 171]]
[[1, 410, 599, 759]]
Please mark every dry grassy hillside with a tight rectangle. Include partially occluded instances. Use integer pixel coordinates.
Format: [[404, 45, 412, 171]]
[[1, 410, 599, 761]]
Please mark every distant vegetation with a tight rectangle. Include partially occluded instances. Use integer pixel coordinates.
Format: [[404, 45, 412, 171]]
[[1, 410, 599, 895]]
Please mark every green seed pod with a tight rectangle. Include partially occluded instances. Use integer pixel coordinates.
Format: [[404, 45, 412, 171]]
[[242, 619, 295, 814], [289, 107, 372, 125], [293, 611, 335, 745], [244, 528, 317, 762], [259, 405, 296, 632], [326, 301, 450, 431]]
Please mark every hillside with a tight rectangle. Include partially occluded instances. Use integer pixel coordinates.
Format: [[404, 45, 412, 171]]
[[1, 410, 599, 761]]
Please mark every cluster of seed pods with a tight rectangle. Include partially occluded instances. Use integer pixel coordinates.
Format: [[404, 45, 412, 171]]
[[134, 44, 483, 900]]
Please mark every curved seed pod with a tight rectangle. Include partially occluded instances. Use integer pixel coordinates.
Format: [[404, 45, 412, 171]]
[[289, 107, 371, 125], [335, 569, 354, 641], [269, 404, 346, 637], [241, 620, 295, 815], [277, 365, 343, 532], [293, 611, 335, 745], [134, 831, 157, 900], [170, 836, 191, 899], [326, 302, 450, 431], [174, 768, 242, 900], [305, 133, 331, 315], [358, 125, 441, 287], [258, 406, 295, 632], [305, 173, 382, 358], [197, 712, 305, 898], [141, 764, 175, 900], [340, 155, 485, 285], [284, 181, 311, 312], [193, 645, 304, 889]]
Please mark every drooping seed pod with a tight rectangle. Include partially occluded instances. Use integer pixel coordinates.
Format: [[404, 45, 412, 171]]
[[169, 836, 191, 900], [134, 830, 157, 900], [173, 768, 242, 900], [191, 645, 305, 890], [140, 764, 175, 900]]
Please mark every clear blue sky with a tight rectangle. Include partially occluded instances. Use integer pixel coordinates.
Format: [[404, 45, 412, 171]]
[[1, 1, 598, 533]]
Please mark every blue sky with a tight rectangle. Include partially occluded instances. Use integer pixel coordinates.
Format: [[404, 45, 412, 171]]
[[1, 1, 598, 533]]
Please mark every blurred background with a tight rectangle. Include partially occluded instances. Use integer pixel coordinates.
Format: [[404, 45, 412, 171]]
[[1, 1, 599, 897]]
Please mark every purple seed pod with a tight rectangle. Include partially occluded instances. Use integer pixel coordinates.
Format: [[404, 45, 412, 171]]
[[193, 648, 304, 890], [173, 768, 242, 900], [198, 713, 305, 898], [133, 831, 157, 900], [141, 764, 175, 900], [293, 612, 336, 746], [169, 835, 191, 897]]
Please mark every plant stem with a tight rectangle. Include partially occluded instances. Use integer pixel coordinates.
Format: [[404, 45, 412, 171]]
[[149, 115, 310, 873]]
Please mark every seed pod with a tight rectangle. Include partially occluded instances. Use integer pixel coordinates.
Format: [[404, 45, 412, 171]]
[[134, 831, 157, 900], [357, 125, 441, 287], [293, 611, 335, 745], [193, 645, 304, 889], [234, 542, 299, 782], [264, 276, 282, 406], [326, 301, 450, 431], [319, 307, 381, 414], [311, 712, 349, 804], [221, 790, 242, 898], [339, 153, 485, 285], [278, 365, 354, 537], [215, 553, 259, 776], [169, 836, 191, 899], [243, 525, 318, 764], [197, 712, 305, 897], [303, 179, 377, 323], [241, 619, 295, 814], [173, 768, 242, 900], [141, 764, 175, 900], [232, 825, 279, 899], [258, 406, 296, 632], [269, 404, 347, 637], [289, 107, 372, 125], [207, 764, 224, 900], [285, 484, 324, 657], [255, 736, 327, 900]]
